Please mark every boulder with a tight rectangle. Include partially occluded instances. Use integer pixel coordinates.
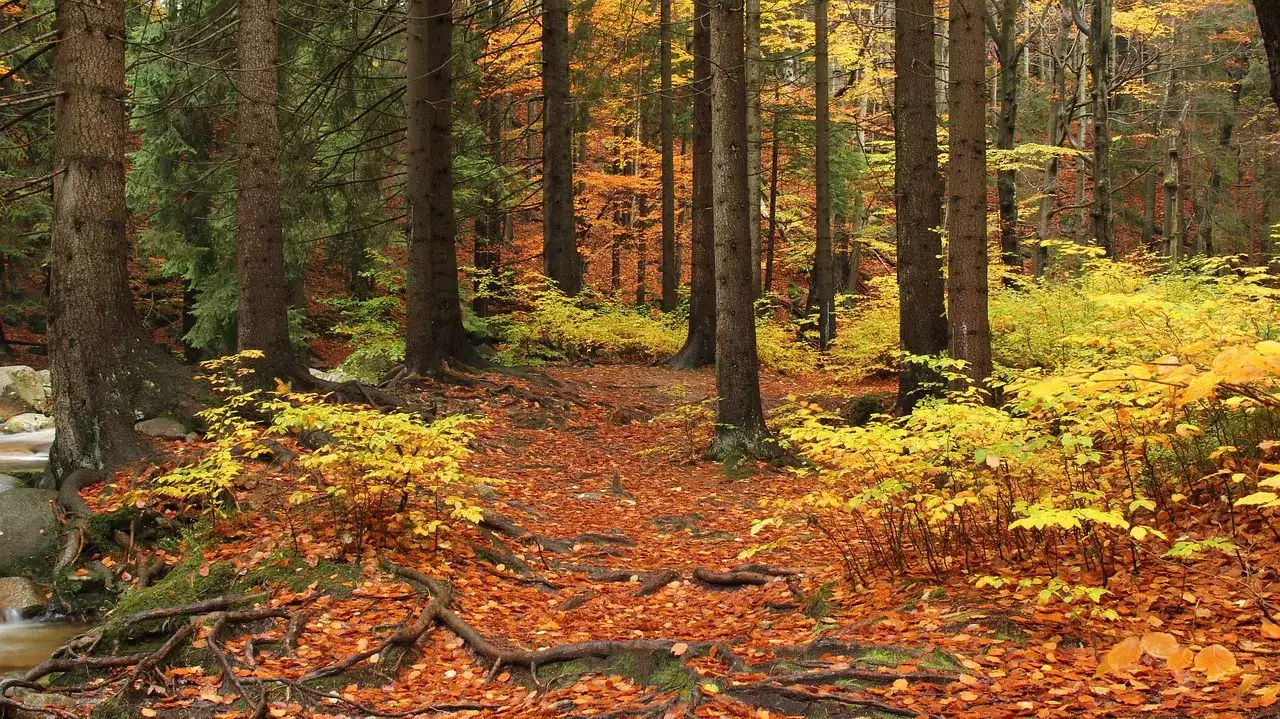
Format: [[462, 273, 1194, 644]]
[[0, 576, 45, 618], [0, 488, 59, 579], [1, 413, 54, 434], [135, 417, 186, 438], [37, 369, 51, 400], [0, 474, 24, 494], [308, 367, 350, 384], [0, 366, 47, 421]]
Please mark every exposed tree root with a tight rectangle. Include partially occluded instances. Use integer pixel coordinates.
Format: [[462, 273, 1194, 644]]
[[726, 683, 931, 718]]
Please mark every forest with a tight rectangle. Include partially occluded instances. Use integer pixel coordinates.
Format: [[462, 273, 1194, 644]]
[[1, 0, 1280, 714]]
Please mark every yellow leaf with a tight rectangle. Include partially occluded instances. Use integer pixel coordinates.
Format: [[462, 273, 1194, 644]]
[[141, 710, 158, 718], [1096, 636, 1142, 676], [700, 682, 721, 695], [1193, 644, 1236, 681], [892, 678, 909, 690], [1140, 631, 1180, 660], [1167, 646, 1193, 671], [1239, 674, 1261, 700], [1258, 684, 1280, 707]]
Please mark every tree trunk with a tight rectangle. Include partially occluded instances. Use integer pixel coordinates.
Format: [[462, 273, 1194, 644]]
[[667, 0, 716, 369], [543, 0, 580, 294], [49, 0, 197, 478], [813, 0, 834, 348], [746, 0, 763, 297], [1089, 0, 1113, 255], [709, 0, 770, 459], [1034, 9, 1072, 275], [660, 0, 678, 311], [894, 0, 948, 415], [236, 0, 297, 382], [1254, 0, 1280, 112], [947, 0, 993, 392], [763, 109, 780, 294], [994, 0, 1021, 269]]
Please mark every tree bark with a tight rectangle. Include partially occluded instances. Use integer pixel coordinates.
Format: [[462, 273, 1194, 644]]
[[660, 0, 678, 311], [746, 0, 763, 297], [894, 0, 948, 414], [947, 0, 993, 392], [1034, 8, 1072, 275], [49, 0, 198, 479], [993, 0, 1021, 269], [236, 0, 297, 382], [542, 0, 580, 294], [709, 0, 770, 459], [763, 106, 780, 294], [813, 0, 834, 348], [1254, 0, 1280, 112], [667, 0, 716, 369], [1088, 0, 1113, 255]]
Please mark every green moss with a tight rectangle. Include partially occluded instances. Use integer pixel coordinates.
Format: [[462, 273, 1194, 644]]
[[534, 658, 600, 691], [919, 649, 964, 673], [853, 647, 914, 667]]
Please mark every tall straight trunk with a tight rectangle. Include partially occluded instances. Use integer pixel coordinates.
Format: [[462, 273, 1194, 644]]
[[636, 114, 648, 306], [1073, 31, 1089, 244], [236, 0, 296, 381], [1088, 0, 1113, 254], [667, 0, 716, 369], [660, 0, 678, 311], [993, 0, 1021, 269], [947, 0, 993, 391], [746, 0, 763, 297], [474, 91, 506, 317], [49, 0, 196, 478], [1254, 0, 1280, 112], [763, 108, 780, 293], [1034, 10, 1072, 275], [894, 0, 948, 415], [813, 0, 834, 347], [1163, 102, 1186, 262], [406, 0, 470, 374], [709, 0, 770, 459], [543, 0, 580, 294]]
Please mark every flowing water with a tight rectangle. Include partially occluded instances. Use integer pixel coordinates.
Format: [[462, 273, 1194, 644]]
[[0, 428, 52, 473], [0, 430, 77, 673], [0, 611, 86, 673]]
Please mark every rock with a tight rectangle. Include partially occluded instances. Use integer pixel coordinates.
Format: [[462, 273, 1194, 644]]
[[134, 417, 186, 438], [0, 576, 45, 618], [0, 474, 25, 494], [0, 488, 59, 579], [309, 367, 350, 383], [37, 369, 51, 400], [1, 413, 54, 434], [0, 366, 47, 421]]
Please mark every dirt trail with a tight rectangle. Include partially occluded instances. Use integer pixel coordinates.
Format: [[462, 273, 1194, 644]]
[[11, 365, 1277, 719]]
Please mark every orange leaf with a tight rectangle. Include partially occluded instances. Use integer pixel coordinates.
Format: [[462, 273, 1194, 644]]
[[1167, 646, 1193, 671], [1262, 622, 1280, 640], [1096, 636, 1142, 677], [1193, 644, 1236, 681], [1140, 631, 1180, 659], [670, 642, 689, 657]]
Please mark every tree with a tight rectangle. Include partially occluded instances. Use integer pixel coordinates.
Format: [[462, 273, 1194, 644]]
[[989, 0, 1023, 269], [709, 0, 770, 458], [405, 0, 471, 375], [667, 0, 716, 369], [947, 0, 993, 392], [543, 0, 580, 294], [660, 0, 677, 311], [1087, 0, 1114, 255], [236, 0, 298, 382], [812, 0, 834, 348], [1255, 0, 1280, 112], [746, 0, 763, 296], [894, 0, 948, 414], [48, 0, 196, 479]]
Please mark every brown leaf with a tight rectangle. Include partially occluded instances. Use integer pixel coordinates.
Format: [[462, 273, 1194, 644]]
[[1193, 644, 1236, 682]]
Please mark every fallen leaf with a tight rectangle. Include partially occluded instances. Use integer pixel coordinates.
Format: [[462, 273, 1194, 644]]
[[1140, 631, 1180, 659], [141, 710, 157, 718], [1262, 622, 1280, 640], [1238, 673, 1261, 700], [1167, 646, 1194, 672], [1193, 644, 1236, 682], [671, 642, 689, 657], [892, 678, 909, 690], [700, 682, 720, 695], [1096, 636, 1142, 677]]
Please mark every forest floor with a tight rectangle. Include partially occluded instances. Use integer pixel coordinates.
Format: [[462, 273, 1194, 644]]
[[29, 365, 1280, 719]]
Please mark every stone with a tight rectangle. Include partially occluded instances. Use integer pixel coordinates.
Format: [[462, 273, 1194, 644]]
[[309, 367, 350, 384], [134, 417, 187, 438], [0, 577, 45, 618], [0, 366, 47, 421], [0, 474, 24, 494], [36, 369, 51, 400], [0, 488, 59, 579], [1, 413, 54, 434]]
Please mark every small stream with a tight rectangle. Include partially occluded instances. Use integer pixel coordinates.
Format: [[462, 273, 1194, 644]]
[[1, 429, 86, 673], [0, 611, 87, 673]]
